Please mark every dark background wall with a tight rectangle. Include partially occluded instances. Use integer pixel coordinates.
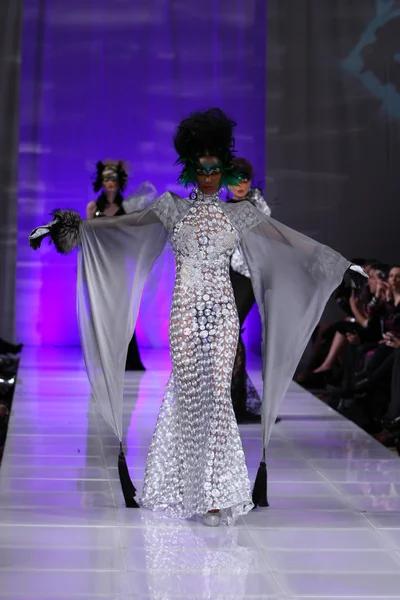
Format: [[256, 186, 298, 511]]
[[0, 1, 22, 342], [267, 0, 400, 263]]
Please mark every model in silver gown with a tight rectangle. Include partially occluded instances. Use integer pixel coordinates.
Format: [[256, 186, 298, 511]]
[[141, 191, 253, 524], [87, 161, 158, 371], [28, 108, 365, 526]]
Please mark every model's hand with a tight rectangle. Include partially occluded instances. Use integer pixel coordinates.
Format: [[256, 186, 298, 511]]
[[382, 332, 400, 349], [346, 331, 360, 345], [375, 279, 389, 300], [349, 289, 359, 308]]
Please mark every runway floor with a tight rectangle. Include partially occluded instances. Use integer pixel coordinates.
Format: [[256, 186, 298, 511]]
[[1, 347, 400, 598]]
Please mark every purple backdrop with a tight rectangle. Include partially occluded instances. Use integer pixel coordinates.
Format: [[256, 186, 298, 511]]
[[17, 1, 266, 348]]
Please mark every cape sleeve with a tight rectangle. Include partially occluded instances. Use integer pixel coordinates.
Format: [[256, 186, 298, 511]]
[[239, 206, 350, 448], [249, 188, 272, 217], [122, 181, 158, 213], [76, 193, 172, 440]]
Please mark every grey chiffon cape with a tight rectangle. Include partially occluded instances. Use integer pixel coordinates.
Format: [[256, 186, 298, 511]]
[[77, 192, 349, 450]]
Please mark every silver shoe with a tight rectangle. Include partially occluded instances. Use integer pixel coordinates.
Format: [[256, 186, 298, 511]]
[[203, 511, 221, 527]]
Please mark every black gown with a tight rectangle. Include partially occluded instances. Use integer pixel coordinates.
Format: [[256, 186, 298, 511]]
[[227, 193, 265, 420], [227, 190, 279, 422], [229, 267, 259, 419]]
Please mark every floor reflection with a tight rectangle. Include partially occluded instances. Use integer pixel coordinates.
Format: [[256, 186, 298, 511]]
[[139, 511, 256, 600]]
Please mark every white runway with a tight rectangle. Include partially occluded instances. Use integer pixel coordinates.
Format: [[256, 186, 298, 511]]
[[1, 347, 400, 598]]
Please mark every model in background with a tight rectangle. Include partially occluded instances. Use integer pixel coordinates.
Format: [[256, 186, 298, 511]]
[[227, 158, 272, 423], [87, 160, 157, 370]]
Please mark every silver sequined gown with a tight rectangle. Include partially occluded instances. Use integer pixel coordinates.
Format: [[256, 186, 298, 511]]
[[141, 192, 253, 524]]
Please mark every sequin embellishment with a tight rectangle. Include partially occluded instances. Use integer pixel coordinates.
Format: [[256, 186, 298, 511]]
[[141, 192, 253, 524]]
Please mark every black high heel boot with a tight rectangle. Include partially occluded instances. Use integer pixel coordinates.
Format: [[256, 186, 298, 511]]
[[0, 356, 19, 376], [0, 339, 23, 355]]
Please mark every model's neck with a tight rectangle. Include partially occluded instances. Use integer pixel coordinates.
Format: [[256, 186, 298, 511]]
[[231, 193, 248, 202], [196, 190, 219, 200], [106, 191, 118, 204]]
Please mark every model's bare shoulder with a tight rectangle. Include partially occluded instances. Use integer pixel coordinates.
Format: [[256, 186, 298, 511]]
[[86, 201, 96, 219]]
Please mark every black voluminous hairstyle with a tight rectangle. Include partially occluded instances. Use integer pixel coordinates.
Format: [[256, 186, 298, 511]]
[[231, 157, 254, 180], [173, 108, 240, 188], [92, 160, 128, 193]]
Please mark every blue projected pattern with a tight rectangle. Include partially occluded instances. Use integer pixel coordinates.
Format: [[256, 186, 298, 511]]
[[343, 0, 400, 119]]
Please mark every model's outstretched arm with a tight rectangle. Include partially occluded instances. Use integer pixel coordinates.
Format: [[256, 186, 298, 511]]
[[27, 193, 173, 473], [241, 210, 367, 441], [232, 202, 367, 506], [29, 193, 169, 253]]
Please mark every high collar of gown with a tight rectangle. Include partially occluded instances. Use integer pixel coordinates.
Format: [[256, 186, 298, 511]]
[[192, 190, 220, 204]]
